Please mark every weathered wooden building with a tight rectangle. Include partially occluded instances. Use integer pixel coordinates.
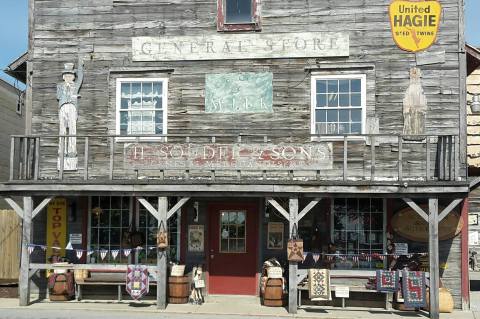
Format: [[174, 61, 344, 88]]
[[0, 1, 471, 318]]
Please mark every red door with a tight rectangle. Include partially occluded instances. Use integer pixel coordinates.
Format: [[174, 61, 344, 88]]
[[208, 202, 259, 295]]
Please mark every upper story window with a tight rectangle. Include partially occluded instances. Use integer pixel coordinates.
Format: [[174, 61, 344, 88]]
[[116, 78, 168, 137], [311, 75, 366, 136], [217, 0, 261, 32]]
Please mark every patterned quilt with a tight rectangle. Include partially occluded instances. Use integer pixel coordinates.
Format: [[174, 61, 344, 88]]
[[126, 265, 149, 300], [402, 271, 427, 308], [376, 270, 399, 292], [308, 269, 331, 301]]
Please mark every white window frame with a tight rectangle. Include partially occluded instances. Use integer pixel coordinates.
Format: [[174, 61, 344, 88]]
[[310, 74, 367, 140], [115, 77, 168, 141]]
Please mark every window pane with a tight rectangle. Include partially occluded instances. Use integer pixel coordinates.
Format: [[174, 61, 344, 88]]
[[339, 123, 349, 134], [316, 94, 327, 107], [111, 210, 121, 227], [339, 93, 349, 106], [339, 80, 350, 93], [315, 110, 326, 122], [327, 80, 338, 93], [131, 83, 142, 109], [327, 109, 338, 122], [317, 80, 327, 94], [120, 112, 129, 135], [142, 111, 155, 134], [130, 111, 142, 134], [339, 109, 349, 122], [316, 123, 327, 135], [351, 123, 362, 134], [326, 123, 337, 134], [226, 0, 252, 23], [351, 93, 361, 106], [351, 109, 362, 122], [327, 93, 338, 107], [351, 79, 361, 92]]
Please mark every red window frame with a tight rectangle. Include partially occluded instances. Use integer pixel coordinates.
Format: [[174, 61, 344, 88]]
[[217, 0, 261, 32]]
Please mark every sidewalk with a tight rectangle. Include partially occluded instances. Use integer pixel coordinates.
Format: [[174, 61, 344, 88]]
[[0, 296, 476, 319]]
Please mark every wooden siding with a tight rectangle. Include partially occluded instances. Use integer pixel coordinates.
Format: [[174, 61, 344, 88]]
[[468, 69, 480, 168], [0, 210, 21, 281], [28, 0, 465, 182], [0, 80, 24, 208]]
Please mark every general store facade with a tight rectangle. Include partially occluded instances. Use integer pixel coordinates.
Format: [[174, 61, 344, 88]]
[[0, 1, 470, 319]]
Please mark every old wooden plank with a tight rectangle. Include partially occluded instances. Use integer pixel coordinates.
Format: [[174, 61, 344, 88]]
[[429, 198, 440, 319], [298, 198, 321, 221], [157, 197, 168, 310], [438, 198, 463, 222], [267, 197, 289, 220], [403, 198, 428, 222], [19, 197, 32, 306], [9, 137, 15, 181], [137, 197, 160, 221], [84, 137, 89, 181], [4, 198, 24, 219], [167, 197, 190, 220], [34, 138, 40, 180], [288, 197, 299, 314]]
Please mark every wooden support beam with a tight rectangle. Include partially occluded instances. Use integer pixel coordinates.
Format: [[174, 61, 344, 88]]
[[5, 198, 24, 219], [19, 197, 32, 306], [266, 198, 290, 221], [470, 176, 480, 189], [429, 198, 439, 319], [298, 198, 321, 222], [138, 197, 160, 221], [28, 269, 38, 279], [403, 198, 428, 222], [157, 197, 168, 310], [32, 197, 53, 219], [167, 197, 190, 220], [288, 197, 299, 314], [438, 198, 463, 222]]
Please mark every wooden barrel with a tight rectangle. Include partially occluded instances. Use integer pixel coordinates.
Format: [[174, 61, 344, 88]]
[[263, 278, 283, 307], [168, 276, 189, 304]]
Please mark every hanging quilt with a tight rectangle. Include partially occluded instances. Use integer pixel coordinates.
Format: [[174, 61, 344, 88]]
[[308, 269, 331, 301], [376, 270, 399, 292], [402, 271, 427, 308], [126, 265, 150, 300]]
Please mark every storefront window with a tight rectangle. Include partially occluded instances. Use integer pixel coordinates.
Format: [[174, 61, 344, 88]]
[[311, 75, 366, 135], [220, 211, 246, 253], [89, 196, 131, 264], [331, 198, 385, 269]]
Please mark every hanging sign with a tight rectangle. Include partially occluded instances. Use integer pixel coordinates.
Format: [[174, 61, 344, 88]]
[[188, 225, 204, 252], [46, 198, 68, 262], [391, 205, 464, 242], [389, 0, 442, 52], [335, 286, 350, 298]]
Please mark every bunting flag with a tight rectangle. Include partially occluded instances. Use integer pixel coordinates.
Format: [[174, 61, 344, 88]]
[[28, 245, 35, 255], [65, 241, 73, 250], [87, 250, 94, 256], [40, 245, 47, 251], [123, 249, 132, 257], [313, 253, 320, 263], [111, 250, 119, 260], [76, 249, 84, 260], [100, 250, 108, 261]]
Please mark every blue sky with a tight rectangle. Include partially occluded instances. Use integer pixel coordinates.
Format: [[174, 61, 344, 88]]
[[0, 0, 479, 85]]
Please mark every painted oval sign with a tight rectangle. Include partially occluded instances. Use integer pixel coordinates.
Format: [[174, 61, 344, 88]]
[[391, 206, 464, 242], [389, 0, 442, 52]]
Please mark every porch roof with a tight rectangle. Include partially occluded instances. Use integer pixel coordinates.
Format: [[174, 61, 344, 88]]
[[0, 180, 469, 198]]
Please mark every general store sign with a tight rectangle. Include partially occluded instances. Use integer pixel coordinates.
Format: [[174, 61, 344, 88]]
[[132, 32, 349, 61], [389, 0, 442, 52], [46, 198, 67, 262], [205, 72, 273, 113], [124, 143, 333, 170]]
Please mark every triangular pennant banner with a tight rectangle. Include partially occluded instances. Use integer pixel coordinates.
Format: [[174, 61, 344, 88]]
[[76, 250, 84, 260], [111, 250, 119, 260], [28, 245, 35, 255], [123, 249, 131, 257], [65, 241, 73, 250], [87, 250, 94, 256], [313, 253, 320, 263], [100, 250, 108, 260]]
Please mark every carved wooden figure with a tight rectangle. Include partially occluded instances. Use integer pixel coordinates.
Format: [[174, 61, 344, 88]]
[[403, 67, 427, 137], [57, 58, 84, 171]]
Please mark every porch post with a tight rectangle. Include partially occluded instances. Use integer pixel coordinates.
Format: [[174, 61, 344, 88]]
[[288, 197, 299, 314], [19, 197, 33, 306], [428, 198, 439, 319], [157, 197, 168, 309]]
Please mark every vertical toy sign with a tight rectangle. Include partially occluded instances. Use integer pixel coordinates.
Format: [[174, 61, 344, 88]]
[[389, 0, 442, 52], [46, 198, 67, 262]]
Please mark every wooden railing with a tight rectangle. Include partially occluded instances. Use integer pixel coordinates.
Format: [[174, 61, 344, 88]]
[[9, 134, 463, 183]]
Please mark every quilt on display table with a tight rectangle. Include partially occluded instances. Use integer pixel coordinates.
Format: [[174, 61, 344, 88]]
[[308, 269, 331, 301], [126, 265, 149, 300], [402, 270, 427, 308], [376, 270, 399, 292]]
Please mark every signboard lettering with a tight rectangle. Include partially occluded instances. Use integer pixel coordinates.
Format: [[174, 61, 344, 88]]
[[206, 73, 273, 113], [389, 0, 442, 52], [132, 32, 349, 61], [46, 198, 67, 262], [124, 143, 333, 170]]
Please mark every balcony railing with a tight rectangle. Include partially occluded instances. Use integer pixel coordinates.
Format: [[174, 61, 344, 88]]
[[9, 134, 462, 183]]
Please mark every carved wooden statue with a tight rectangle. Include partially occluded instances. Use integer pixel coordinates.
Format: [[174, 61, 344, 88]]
[[403, 67, 427, 138], [57, 58, 84, 171]]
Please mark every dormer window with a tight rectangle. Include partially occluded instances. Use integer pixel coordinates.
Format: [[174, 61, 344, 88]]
[[217, 0, 261, 32]]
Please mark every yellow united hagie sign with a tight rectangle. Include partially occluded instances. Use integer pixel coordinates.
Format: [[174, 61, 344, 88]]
[[389, 0, 442, 52], [46, 198, 67, 262]]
